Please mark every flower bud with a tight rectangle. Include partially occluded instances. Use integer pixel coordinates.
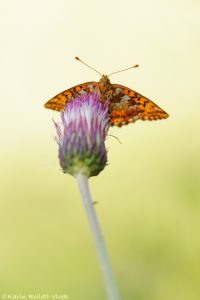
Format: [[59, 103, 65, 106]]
[[54, 93, 109, 177]]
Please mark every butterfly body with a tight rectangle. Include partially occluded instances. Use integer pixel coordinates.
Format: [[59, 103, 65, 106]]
[[44, 75, 169, 126]]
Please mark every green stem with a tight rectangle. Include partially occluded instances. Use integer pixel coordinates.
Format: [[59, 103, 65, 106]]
[[76, 173, 120, 300]]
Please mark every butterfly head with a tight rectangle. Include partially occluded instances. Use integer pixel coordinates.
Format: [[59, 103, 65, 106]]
[[99, 75, 111, 84]]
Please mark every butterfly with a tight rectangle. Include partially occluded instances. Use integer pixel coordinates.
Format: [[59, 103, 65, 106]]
[[44, 57, 169, 126]]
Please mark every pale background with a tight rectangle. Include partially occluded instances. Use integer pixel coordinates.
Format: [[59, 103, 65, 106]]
[[1, 0, 200, 299]]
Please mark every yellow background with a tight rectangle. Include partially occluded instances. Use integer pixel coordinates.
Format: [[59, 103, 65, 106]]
[[1, 0, 200, 299]]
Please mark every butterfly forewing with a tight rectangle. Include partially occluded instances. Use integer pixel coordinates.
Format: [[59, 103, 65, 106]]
[[44, 81, 98, 111], [108, 84, 169, 126]]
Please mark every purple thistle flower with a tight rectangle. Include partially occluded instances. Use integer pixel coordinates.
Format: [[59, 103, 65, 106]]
[[49, 92, 120, 299], [54, 93, 110, 177]]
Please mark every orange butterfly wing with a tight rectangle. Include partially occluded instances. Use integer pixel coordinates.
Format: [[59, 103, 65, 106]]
[[109, 84, 169, 126], [44, 82, 98, 111]]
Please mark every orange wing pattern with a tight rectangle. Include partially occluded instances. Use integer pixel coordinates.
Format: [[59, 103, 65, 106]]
[[44, 82, 97, 111], [109, 84, 169, 126], [44, 79, 169, 127]]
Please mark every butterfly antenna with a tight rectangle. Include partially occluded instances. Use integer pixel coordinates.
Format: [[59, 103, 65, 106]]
[[108, 64, 139, 77], [75, 57, 103, 76]]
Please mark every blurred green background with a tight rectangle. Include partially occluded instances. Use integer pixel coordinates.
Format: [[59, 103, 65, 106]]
[[1, 0, 200, 299]]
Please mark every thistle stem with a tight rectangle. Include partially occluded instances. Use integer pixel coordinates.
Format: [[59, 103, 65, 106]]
[[76, 173, 120, 300]]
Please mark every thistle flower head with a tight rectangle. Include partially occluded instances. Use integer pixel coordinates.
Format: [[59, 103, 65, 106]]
[[54, 93, 109, 178]]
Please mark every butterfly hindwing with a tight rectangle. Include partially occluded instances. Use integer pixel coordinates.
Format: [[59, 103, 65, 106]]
[[109, 84, 169, 126], [44, 81, 98, 111]]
